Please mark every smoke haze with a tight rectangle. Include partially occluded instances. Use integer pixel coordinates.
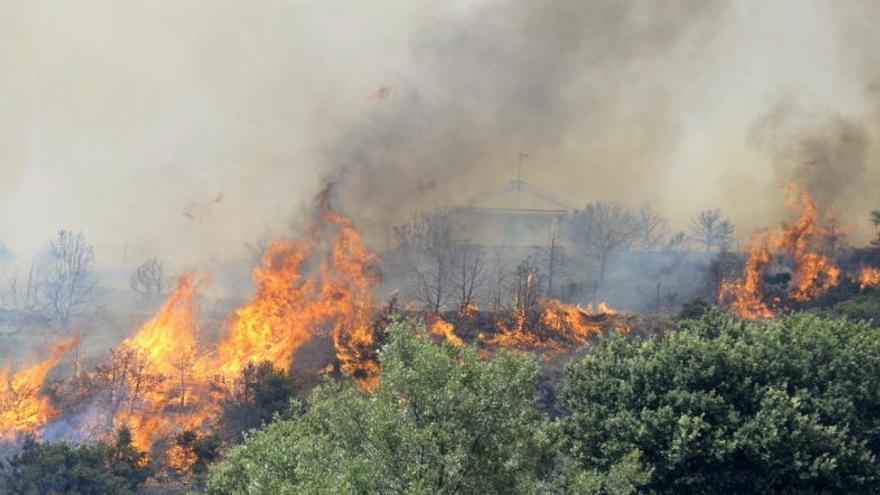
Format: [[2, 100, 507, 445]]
[[2, 0, 880, 267]]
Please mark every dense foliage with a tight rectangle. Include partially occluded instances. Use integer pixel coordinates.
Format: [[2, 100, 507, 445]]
[[216, 361, 298, 443], [831, 290, 880, 327], [559, 311, 880, 493], [0, 427, 148, 495], [206, 319, 553, 494]]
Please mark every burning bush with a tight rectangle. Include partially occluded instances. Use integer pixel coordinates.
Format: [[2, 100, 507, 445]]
[[719, 184, 843, 319]]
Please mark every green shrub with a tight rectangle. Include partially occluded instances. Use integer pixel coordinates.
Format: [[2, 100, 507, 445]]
[[559, 311, 880, 494], [206, 319, 553, 494]]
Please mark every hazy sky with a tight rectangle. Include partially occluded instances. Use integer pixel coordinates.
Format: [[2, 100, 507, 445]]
[[2, 0, 879, 268]]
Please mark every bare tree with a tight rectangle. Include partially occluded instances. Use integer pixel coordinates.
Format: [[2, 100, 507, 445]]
[[450, 241, 486, 313], [129, 258, 171, 299], [486, 253, 509, 318], [172, 345, 197, 408], [689, 209, 735, 252], [511, 256, 544, 321], [541, 221, 567, 297], [664, 231, 690, 254], [7, 264, 42, 318], [39, 230, 99, 335], [633, 205, 668, 251], [570, 202, 639, 285], [703, 249, 738, 300], [394, 210, 457, 313], [94, 344, 159, 421]]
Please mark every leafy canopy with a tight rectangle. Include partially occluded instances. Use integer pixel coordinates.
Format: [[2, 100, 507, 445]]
[[559, 311, 880, 494], [206, 319, 553, 494]]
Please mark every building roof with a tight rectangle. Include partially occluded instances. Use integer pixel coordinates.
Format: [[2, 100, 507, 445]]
[[462, 179, 574, 211]]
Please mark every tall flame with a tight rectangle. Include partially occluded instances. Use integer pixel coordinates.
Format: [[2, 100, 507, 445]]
[[217, 188, 381, 385], [217, 240, 320, 378], [719, 184, 840, 319], [1, 338, 77, 437], [112, 274, 212, 451]]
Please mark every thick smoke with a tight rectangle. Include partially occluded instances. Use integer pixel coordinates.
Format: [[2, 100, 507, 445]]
[[2, 0, 880, 264], [327, 0, 723, 241], [750, 105, 870, 213]]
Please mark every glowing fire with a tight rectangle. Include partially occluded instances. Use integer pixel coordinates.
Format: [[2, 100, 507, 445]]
[[217, 189, 381, 386], [481, 298, 626, 350], [112, 274, 213, 451], [1, 338, 78, 437], [7, 187, 638, 453], [320, 191, 381, 382], [217, 240, 320, 378], [719, 184, 840, 319], [428, 317, 464, 347], [719, 243, 776, 320], [861, 266, 880, 290]]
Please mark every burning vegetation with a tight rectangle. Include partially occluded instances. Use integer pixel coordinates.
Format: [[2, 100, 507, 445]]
[[1, 339, 78, 438], [1, 188, 638, 465], [1, 182, 878, 492], [718, 184, 845, 319]]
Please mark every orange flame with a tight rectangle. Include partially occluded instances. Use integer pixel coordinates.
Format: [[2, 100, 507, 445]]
[[719, 243, 776, 319], [217, 188, 381, 387], [112, 274, 213, 451], [1, 338, 78, 437], [719, 184, 840, 319], [217, 240, 320, 378], [428, 317, 464, 347], [861, 266, 880, 290], [480, 298, 626, 351]]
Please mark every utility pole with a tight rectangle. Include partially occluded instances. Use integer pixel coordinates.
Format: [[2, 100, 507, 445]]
[[516, 151, 528, 207], [656, 281, 662, 313]]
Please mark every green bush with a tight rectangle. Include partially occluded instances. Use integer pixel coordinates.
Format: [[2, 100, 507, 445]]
[[559, 311, 880, 494], [0, 427, 148, 495], [832, 295, 880, 327], [206, 319, 554, 494], [217, 361, 298, 443], [677, 298, 711, 320]]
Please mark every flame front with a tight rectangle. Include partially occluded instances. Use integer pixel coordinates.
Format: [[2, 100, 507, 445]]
[[1, 338, 77, 437], [719, 184, 840, 319], [428, 317, 464, 347], [112, 274, 212, 451], [216, 189, 381, 385], [861, 266, 880, 290], [217, 241, 319, 378], [480, 298, 626, 351]]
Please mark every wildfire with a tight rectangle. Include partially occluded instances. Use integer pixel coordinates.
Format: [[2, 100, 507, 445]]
[[217, 188, 381, 386], [861, 266, 880, 290], [217, 240, 320, 378], [480, 298, 626, 351], [719, 243, 776, 320], [719, 184, 840, 319], [320, 191, 382, 382], [112, 274, 213, 451], [6, 187, 638, 455], [428, 317, 464, 347], [1, 338, 78, 437]]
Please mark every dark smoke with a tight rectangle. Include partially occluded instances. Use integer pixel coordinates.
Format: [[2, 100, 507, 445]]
[[750, 104, 870, 212], [326, 0, 724, 240]]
